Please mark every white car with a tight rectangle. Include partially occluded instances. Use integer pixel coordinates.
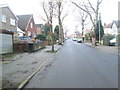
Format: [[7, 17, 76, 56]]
[[77, 39, 83, 43], [109, 38, 116, 46], [72, 38, 77, 41]]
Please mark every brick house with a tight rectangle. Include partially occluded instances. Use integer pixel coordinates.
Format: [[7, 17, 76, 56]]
[[0, 5, 18, 54], [35, 24, 43, 35], [17, 14, 37, 39]]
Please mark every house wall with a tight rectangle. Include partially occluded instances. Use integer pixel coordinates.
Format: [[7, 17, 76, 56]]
[[118, 28, 120, 34], [0, 7, 17, 31], [25, 18, 37, 39], [104, 28, 112, 35], [36, 27, 42, 35], [112, 23, 118, 35], [0, 6, 18, 54]]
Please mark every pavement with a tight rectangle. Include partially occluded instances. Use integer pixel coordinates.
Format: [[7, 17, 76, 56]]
[[84, 43, 118, 55], [2, 44, 62, 88]]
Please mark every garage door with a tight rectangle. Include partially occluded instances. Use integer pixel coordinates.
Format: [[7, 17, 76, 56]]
[[0, 33, 13, 54]]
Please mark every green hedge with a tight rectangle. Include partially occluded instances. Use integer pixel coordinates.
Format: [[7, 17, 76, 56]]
[[116, 34, 120, 46], [35, 34, 46, 41], [103, 34, 115, 46]]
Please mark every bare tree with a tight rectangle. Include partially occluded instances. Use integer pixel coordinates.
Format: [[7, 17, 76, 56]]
[[41, 0, 57, 52], [71, 0, 103, 44], [56, 0, 68, 44], [40, 1, 49, 23], [74, 10, 88, 41], [80, 11, 88, 39]]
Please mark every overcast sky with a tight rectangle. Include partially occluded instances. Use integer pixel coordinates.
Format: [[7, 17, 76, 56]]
[[0, 0, 119, 35]]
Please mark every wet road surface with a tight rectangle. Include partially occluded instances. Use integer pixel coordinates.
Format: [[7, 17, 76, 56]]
[[25, 39, 118, 88]]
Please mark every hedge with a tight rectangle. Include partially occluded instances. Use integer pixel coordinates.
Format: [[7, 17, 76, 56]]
[[103, 34, 115, 46]]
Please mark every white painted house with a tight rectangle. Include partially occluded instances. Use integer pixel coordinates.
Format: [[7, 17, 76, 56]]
[[104, 23, 112, 35], [111, 20, 120, 36], [104, 21, 120, 36]]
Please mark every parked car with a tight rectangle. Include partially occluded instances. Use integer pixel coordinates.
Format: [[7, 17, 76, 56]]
[[77, 39, 82, 43], [19, 36, 31, 42], [72, 38, 77, 41], [109, 38, 116, 46]]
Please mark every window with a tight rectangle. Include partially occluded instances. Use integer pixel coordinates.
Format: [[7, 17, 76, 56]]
[[30, 23, 33, 28], [10, 18, 15, 26], [28, 31, 31, 36], [0, 14, 6, 23]]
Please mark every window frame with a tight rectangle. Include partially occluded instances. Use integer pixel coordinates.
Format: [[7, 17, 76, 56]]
[[10, 18, 16, 26], [30, 23, 33, 28], [0, 14, 6, 23]]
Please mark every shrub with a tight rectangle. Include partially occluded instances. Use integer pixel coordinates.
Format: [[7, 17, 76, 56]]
[[116, 34, 120, 46], [103, 34, 115, 46], [85, 33, 90, 40], [35, 34, 46, 41]]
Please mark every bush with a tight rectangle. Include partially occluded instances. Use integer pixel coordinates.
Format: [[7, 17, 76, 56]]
[[116, 34, 120, 46], [35, 34, 46, 41], [46, 35, 52, 41], [103, 34, 115, 46], [85, 33, 90, 40]]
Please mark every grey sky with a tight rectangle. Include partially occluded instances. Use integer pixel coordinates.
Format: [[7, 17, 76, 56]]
[[0, 0, 119, 35]]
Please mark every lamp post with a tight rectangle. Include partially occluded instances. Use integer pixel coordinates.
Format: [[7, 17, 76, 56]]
[[99, 13, 101, 44]]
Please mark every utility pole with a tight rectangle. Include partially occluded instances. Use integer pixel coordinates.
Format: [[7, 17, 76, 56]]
[[99, 13, 101, 44]]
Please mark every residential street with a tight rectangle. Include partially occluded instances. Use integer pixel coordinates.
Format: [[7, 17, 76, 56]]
[[2, 44, 61, 88], [25, 39, 118, 88], [0, 0, 119, 89]]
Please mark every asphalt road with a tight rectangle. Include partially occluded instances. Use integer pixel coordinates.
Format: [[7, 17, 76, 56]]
[[25, 39, 118, 88]]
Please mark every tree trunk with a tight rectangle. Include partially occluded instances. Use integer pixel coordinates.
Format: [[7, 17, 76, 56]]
[[51, 34, 54, 52], [58, 1, 64, 45], [50, 26, 54, 52]]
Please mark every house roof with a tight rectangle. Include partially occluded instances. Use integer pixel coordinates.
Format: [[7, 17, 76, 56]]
[[17, 14, 33, 31], [0, 4, 18, 20], [104, 23, 112, 28], [112, 20, 120, 28]]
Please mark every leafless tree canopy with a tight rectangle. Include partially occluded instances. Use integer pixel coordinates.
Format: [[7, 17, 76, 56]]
[[40, 0, 57, 24], [56, 0, 68, 44], [71, 0, 103, 28], [40, 0, 58, 51]]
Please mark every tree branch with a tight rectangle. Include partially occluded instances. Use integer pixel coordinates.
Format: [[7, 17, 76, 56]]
[[71, 0, 88, 13], [98, 0, 103, 5], [41, 2, 49, 22], [87, 0, 96, 13], [62, 13, 68, 23]]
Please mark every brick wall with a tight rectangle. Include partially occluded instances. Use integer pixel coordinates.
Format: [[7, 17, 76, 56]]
[[26, 18, 37, 38]]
